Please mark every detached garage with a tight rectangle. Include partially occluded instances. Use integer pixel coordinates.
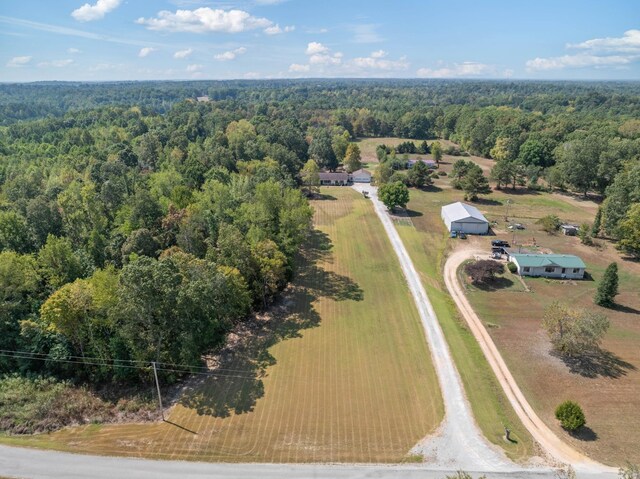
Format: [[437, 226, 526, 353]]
[[441, 201, 489, 235]]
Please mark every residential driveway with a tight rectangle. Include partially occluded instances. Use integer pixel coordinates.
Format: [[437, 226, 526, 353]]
[[443, 247, 616, 476]]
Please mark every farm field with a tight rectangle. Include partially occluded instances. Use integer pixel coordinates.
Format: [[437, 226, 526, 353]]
[[0, 188, 443, 463]]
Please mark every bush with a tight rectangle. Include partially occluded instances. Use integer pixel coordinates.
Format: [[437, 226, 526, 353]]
[[438, 171, 447, 177], [555, 400, 585, 432], [507, 262, 517, 273], [464, 259, 503, 284], [536, 214, 561, 234]]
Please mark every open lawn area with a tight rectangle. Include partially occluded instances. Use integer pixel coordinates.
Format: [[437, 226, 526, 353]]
[[0, 188, 443, 463], [409, 148, 639, 465]]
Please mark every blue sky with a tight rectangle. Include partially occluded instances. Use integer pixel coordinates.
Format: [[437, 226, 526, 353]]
[[1, 0, 640, 81]]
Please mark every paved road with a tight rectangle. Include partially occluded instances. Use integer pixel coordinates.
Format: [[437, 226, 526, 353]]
[[352, 185, 524, 473], [0, 444, 582, 479], [443, 248, 616, 476]]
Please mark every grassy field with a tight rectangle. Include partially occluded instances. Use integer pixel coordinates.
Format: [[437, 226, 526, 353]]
[[394, 187, 536, 462], [0, 188, 443, 463]]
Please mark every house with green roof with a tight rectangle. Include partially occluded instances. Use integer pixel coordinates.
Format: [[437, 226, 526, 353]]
[[510, 253, 586, 279]]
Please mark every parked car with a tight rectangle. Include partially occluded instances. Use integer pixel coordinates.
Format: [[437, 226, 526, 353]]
[[508, 223, 525, 230], [459, 232, 467, 239], [491, 239, 510, 247], [450, 231, 457, 238]]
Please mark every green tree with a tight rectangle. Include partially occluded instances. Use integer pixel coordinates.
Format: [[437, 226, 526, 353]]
[[555, 400, 586, 433], [121, 228, 159, 259], [331, 131, 350, 162], [592, 206, 602, 237], [594, 262, 619, 307], [373, 161, 393, 185], [0, 211, 32, 253], [542, 302, 609, 357], [557, 136, 602, 197], [251, 239, 287, 309], [300, 159, 320, 194], [617, 203, 640, 258], [490, 160, 513, 190], [461, 165, 492, 201], [37, 235, 84, 290], [450, 159, 472, 189], [379, 181, 410, 211], [536, 214, 561, 234], [344, 143, 362, 173], [309, 130, 338, 171], [406, 161, 432, 188], [226, 119, 257, 161], [431, 141, 443, 165]]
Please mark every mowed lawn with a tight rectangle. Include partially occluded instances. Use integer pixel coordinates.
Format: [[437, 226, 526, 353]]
[[394, 187, 535, 462], [2, 187, 443, 463], [456, 190, 640, 465]]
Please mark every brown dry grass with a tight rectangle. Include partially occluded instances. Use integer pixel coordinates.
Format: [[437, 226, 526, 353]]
[[0, 188, 443, 463]]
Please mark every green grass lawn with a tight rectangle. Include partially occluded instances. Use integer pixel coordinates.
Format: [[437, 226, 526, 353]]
[[0, 187, 443, 463]]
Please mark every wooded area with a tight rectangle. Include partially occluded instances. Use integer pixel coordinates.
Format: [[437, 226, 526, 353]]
[[0, 79, 639, 389]]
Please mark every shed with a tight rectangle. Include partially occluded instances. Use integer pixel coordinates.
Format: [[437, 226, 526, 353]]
[[319, 172, 349, 186], [510, 254, 586, 279], [350, 168, 372, 183], [561, 224, 578, 236], [441, 202, 489, 235]]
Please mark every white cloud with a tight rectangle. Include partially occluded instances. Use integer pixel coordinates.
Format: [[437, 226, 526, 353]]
[[527, 29, 640, 72], [186, 64, 202, 72], [174, 48, 193, 59], [264, 24, 294, 35], [214, 47, 247, 61], [289, 63, 310, 72], [138, 47, 156, 58], [306, 42, 328, 55], [136, 8, 274, 34], [6, 56, 32, 68], [351, 52, 408, 71], [38, 59, 74, 68], [71, 0, 121, 22], [67, 48, 81, 54], [416, 61, 499, 78], [351, 24, 383, 44], [568, 29, 640, 53], [525, 54, 634, 71]]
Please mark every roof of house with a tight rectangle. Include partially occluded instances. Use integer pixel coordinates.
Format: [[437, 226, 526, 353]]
[[319, 172, 349, 181], [510, 254, 586, 269], [560, 224, 578, 230], [351, 168, 371, 176], [441, 202, 488, 224]]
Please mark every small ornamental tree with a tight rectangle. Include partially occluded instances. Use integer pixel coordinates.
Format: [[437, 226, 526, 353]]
[[594, 262, 619, 307], [536, 214, 561, 234], [465, 260, 504, 284], [379, 181, 409, 211], [555, 400, 586, 432]]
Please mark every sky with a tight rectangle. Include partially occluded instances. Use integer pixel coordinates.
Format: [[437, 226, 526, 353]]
[[1, 0, 640, 82]]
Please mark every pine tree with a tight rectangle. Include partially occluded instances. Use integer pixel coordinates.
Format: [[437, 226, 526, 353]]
[[462, 165, 492, 201], [594, 262, 619, 307], [592, 206, 602, 237]]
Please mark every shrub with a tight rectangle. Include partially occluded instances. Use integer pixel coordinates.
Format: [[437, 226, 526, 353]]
[[507, 262, 517, 273], [536, 214, 561, 234], [464, 260, 503, 284], [438, 171, 447, 177], [619, 462, 640, 479], [555, 400, 585, 432]]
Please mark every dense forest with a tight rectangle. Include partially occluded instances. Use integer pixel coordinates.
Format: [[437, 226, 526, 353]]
[[1, 79, 639, 392]]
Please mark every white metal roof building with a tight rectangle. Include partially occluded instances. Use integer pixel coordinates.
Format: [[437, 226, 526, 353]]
[[441, 201, 489, 234]]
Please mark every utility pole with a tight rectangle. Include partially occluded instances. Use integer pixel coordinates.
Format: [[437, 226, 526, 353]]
[[152, 361, 165, 421], [504, 199, 511, 222]]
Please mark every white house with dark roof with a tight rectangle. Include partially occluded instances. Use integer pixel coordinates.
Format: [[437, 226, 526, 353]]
[[319, 172, 349, 186], [441, 202, 489, 235]]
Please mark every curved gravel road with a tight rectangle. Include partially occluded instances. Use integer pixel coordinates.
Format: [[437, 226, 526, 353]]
[[443, 247, 616, 476]]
